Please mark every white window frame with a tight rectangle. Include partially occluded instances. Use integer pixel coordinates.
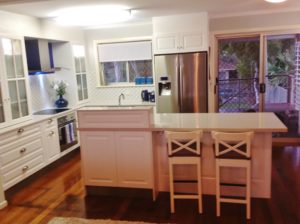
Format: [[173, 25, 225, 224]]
[[95, 36, 154, 88]]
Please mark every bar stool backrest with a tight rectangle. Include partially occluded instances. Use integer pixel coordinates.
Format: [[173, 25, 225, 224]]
[[165, 131, 203, 157], [211, 131, 253, 159]]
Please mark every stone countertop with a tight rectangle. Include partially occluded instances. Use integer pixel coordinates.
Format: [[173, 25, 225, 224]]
[[78, 105, 154, 111], [0, 106, 80, 135], [153, 112, 287, 132]]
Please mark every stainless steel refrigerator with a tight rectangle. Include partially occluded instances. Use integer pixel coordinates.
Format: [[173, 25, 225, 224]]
[[154, 52, 207, 113]]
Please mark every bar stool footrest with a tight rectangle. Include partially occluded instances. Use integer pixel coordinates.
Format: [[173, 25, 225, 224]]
[[220, 196, 247, 204], [173, 180, 198, 183], [220, 182, 246, 187]]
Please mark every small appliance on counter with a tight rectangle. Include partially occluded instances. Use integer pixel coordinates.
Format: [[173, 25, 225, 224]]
[[141, 90, 149, 101], [141, 90, 155, 102]]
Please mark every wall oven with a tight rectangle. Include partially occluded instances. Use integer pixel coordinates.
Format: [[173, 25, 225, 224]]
[[57, 112, 78, 152]]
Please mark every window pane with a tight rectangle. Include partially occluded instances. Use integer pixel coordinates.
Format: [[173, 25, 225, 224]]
[[76, 74, 83, 101], [101, 61, 127, 84], [128, 60, 152, 82], [82, 73, 88, 99]]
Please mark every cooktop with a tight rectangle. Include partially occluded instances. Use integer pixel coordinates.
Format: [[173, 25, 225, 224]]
[[33, 108, 70, 115]]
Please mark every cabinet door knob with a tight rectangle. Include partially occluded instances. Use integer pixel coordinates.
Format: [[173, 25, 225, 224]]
[[20, 148, 27, 153], [48, 119, 53, 124], [22, 165, 29, 172], [17, 128, 24, 134], [49, 131, 55, 136]]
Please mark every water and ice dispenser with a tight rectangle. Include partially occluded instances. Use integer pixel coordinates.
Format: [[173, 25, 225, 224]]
[[158, 76, 171, 96]]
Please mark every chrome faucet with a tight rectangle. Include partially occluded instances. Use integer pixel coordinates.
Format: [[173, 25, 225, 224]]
[[118, 93, 125, 105]]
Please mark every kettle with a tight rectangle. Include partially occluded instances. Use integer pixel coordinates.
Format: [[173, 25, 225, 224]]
[[141, 90, 149, 101]]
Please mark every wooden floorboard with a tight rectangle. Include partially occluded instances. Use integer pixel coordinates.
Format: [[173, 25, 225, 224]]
[[0, 146, 299, 224]]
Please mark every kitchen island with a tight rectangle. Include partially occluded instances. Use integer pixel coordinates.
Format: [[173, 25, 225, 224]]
[[77, 106, 287, 199]]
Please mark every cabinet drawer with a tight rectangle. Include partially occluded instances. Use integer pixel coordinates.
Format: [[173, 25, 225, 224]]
[[2, 151, 44, 190], [0, 123, 42, 146], [43, 117, 57, 129], [0, 132, 42, 154], [0, 137, 43, 166]]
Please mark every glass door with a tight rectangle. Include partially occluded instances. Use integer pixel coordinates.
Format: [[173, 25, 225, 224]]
[[1, 37, 29, 121], [217, 36, 261, 112], [264, 34, 299, 138]]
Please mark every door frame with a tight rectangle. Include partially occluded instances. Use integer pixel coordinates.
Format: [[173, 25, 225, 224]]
[[212, 29, 300, 112]]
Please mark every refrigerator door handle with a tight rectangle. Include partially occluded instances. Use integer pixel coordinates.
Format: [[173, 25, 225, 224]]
[[179, 65, 184, 112], [177, 63, 182, 112]]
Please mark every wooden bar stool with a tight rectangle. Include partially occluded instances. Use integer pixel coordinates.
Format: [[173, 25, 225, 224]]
[[211, 131, 253, 219], [165, 130, 203, 213]]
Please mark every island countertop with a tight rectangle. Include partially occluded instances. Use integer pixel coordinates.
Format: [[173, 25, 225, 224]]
[[153, 112, 287, 132], [77, 106, 287, 132]]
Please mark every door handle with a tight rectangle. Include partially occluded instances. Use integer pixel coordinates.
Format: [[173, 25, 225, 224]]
[[259, 83, 266, 93]]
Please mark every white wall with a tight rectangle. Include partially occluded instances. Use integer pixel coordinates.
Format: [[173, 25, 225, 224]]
[[84, 23, 155, 105], [210, 11, 300, 32]]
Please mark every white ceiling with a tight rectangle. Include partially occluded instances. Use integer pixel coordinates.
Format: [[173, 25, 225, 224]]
[[1, 0, 300, 26]]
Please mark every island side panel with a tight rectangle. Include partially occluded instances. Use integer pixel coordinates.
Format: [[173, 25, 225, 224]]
[[154, 131, 272, 198]]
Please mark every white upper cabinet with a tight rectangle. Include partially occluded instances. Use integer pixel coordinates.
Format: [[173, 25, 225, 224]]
[[152, 13, 208, 54], [0, 36, 30, 127]]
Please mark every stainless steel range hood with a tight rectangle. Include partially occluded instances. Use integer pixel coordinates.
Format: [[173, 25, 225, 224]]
[[25, 38, 55, 75]]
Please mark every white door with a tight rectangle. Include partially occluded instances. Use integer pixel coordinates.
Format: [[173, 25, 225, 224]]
[[80, 131, 117, 186], [115, 131, 153, 188], [44, 126, 60, 163]]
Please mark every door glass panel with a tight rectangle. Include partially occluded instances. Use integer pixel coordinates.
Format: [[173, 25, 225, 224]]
[[75, 57, 80, 73], [80, 57, 86, 72], [265, 34, 298, 137], [82, 73, 88, 99], [218, 37, 260, 112], [13, 39, 24, 78], [3, 38, 15, 79], [0, 84, 5, 123], [8, 81, 20, 119], [76, 74, 83, 101], [18, 80, 28, 116]]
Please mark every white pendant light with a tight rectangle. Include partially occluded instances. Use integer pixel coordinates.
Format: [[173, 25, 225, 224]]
[[265, 0, 287, 3]]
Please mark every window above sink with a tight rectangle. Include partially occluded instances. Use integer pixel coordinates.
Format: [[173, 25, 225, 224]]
[[97, 39, 153, 87]]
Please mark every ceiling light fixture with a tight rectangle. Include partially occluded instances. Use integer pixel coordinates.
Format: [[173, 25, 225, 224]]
[[264, 0, 287, 3], [51, 5, 132, 27]]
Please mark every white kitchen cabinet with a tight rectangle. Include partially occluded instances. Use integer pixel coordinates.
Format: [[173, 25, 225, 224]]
[[0, 122, 45, 190], [80, 131, 153, 189], [78, 107, 155, 191], [153, 31, 205, 54], [0, 36, 30, 127], [152, 13, 208, 54], [42, 118, 60, 164], [115, 131, 153, 188], [80, 131, 117, 186]]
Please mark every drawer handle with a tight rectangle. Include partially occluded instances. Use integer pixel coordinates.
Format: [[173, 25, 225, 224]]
[[20, 148, 27, 153], [48, 119, 53, 124], [22, 166, 29, 172], [17, 128, 24, 134], [49, 131, 55, 136]]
